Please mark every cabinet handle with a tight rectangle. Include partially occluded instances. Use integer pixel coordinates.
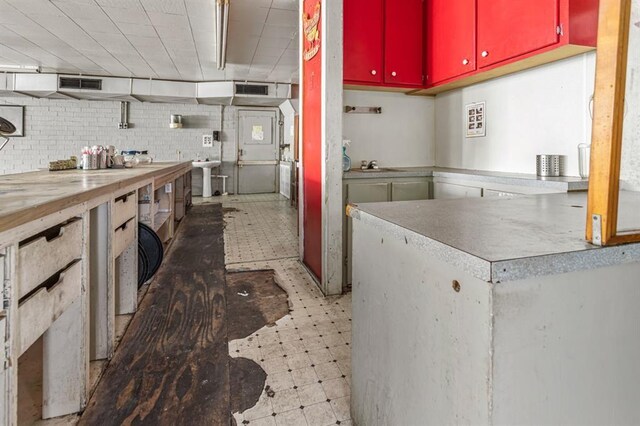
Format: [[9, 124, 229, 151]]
[[391, 71, 397, 77], [462, 59, 469, 65], [481, 51, 489, 58], [371, 70, 377, 76]]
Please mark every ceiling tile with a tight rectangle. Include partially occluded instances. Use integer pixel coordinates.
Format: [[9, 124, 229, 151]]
[[140, 0, 187, 15], [95, 0, 143, 10], [117, 23, 157, 37], [261, 24, 297, 39], [0, 0, 300, 84], [51, 1, 105, 19], [266, 8, 298, 27], [101, 6, 150, 24], [271, 0, 298, 11], [75, 18, 121, 34]]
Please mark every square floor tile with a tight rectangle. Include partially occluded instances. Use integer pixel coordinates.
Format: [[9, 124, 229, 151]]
[[322, 377, 350, 400], [287, 352, 312, 370], [330, 396, 350, 421], [271, 388, 301, 414], [291, 366, 319, 387], [297, 383, 327, 407], [314, 362, 342, 382], [275, 408, 307, 426], [303, 402, 337, 426], [266, 371, 295, 392]]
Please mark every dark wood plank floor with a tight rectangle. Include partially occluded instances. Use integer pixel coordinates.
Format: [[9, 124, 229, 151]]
[[80, 204, 229, 425], [79, 204, 292, 426]]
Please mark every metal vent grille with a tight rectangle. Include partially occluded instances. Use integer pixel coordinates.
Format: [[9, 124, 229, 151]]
[[59, 77, 103, 90], [235, 84, 269, 96]]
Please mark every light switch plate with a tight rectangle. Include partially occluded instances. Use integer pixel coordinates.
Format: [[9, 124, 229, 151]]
[[465, 101, 486, 138], [202, 134, 213, 147]]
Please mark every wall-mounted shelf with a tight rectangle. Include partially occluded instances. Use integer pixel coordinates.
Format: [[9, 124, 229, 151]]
[[344, 106, 383, 114]]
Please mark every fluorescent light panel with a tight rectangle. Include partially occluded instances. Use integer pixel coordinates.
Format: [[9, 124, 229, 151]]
[[215, 0, 229, 70], [0, 65, 40, 73]]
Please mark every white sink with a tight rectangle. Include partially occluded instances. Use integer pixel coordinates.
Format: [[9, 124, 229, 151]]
[[192, 160, 221, 197], [192, 160, 221, 169]]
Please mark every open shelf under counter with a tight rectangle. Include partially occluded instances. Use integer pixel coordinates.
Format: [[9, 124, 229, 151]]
[[153, 211, 172, 232]]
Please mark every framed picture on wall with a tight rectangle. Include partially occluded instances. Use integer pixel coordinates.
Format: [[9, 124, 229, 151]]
[[0, 105, 24, 136], [465, 102, 486, 138]]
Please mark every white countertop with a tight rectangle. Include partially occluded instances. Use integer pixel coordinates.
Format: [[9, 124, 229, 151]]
[[343, 167, 589, 191]]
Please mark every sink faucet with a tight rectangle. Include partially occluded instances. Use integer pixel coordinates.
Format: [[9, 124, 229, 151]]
[[366, 160, 378, 170]]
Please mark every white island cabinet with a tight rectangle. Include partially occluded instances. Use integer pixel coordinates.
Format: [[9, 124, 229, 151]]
[[0, 162, 192, 424], [348, 192, 640, 425]]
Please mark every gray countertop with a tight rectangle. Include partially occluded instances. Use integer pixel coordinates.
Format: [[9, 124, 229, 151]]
[[343, 167, 589, 191], [347, 191, 640, 283]]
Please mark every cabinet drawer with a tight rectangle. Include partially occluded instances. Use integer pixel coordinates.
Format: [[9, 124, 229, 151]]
[[113, 192, 137, 230], [433, 182, 483, 199], [18, 218, 83, 300], [113, 218, 136, 258], [18, 259, 82, 355]]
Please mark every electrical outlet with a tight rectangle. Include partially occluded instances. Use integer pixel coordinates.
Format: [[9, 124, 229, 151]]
[[202, 134, 213, 147]]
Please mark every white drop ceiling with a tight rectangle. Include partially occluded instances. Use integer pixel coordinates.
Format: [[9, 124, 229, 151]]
[[0, 0, 299, 83]]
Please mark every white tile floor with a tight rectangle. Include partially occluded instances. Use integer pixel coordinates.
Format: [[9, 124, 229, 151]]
[[218, 194, 353, 426], [221, 194, 299, 265]]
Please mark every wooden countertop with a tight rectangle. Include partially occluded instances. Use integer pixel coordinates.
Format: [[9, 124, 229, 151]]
[[0, 162, 192, 233]]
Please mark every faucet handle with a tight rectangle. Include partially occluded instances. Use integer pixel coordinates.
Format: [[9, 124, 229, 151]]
[[360, 160, 368, 169]]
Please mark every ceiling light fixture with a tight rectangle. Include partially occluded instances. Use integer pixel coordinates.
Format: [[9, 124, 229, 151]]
[[215, 0, 230, 70], [0, 65, 40, 73]]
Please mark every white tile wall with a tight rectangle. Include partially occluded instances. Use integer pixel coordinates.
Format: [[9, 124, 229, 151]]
[[0, 97, 243, 176]]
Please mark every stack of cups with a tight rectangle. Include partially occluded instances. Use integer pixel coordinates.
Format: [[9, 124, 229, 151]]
[[578, 144, 590, 179]]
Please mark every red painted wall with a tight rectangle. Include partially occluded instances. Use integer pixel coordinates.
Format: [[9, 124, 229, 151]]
[[302, 0, 323, 280]]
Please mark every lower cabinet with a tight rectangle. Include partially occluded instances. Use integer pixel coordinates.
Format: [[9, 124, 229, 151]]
[[343, 177, 431, 287], [391, 181, 431, 201]]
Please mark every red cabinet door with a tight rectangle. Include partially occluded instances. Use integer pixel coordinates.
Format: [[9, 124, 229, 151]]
[[426, 0, 476, 85], [477, 0, 559, 68], [384, 0, 424, 86], [344, 0, 384, 84]]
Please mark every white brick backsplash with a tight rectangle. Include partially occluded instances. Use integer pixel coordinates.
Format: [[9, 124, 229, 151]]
[[0, 98, 262, 179]]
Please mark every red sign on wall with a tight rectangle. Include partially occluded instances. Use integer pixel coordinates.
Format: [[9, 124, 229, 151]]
[[303, 2, 321, 61]]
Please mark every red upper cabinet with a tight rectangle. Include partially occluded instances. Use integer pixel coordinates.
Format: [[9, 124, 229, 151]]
[[477, 0, 560, 68], [343, 0, 384, 84], [384, 0, 424, 86], [421, 0, 598, 94], [426, 0, 476, 85]]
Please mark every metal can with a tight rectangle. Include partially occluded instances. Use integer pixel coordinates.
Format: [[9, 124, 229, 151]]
[[82, 153, 91, 170]]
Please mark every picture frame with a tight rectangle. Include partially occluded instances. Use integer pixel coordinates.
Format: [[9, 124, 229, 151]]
[[0, 105, 24, 137], [465, 101, 486, 138]]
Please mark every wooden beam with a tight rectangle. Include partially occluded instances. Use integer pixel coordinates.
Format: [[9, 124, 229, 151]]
[[586, 0, 632, 245]]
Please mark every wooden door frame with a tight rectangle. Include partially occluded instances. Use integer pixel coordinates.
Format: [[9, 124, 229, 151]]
[[586, 0, 640, 246]]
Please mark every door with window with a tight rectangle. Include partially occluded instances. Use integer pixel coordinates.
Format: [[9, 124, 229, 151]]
[[238, 110, 278, 194]]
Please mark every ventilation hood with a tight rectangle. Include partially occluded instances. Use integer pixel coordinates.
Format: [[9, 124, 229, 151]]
[[132, 79, 198, 104], [0, 73, 292, 106], [197, 81, 291, 106]]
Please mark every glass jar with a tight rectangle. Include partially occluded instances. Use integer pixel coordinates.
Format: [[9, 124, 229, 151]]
[[122, 150, 139, 168], [137, 150, 153, 164]]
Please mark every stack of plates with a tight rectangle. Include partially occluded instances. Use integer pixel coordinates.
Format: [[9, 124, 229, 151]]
[[137, 222, 164, 287]]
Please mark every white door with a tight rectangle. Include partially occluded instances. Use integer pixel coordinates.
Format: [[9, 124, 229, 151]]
[[238, 110, 278, 194]]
